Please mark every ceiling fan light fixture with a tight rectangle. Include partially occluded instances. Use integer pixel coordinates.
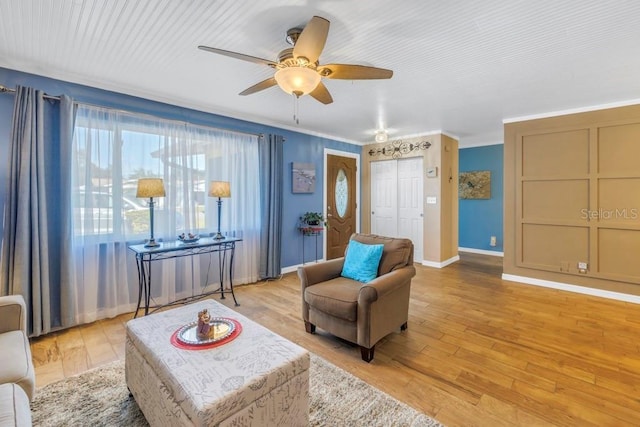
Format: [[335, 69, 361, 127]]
[[199, 16, 392, 106], [274, 66, 321, 97]]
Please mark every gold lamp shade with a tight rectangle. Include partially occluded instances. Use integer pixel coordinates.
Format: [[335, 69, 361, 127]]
[[136, 178, 165, 198], [208, 181, 231, 198], [136, 178, 165, 248], [209, 181, 230, 240]]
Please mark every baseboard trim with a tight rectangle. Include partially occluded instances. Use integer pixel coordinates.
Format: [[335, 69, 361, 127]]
[[502, 273, 640, 305], [281, 265, 301, 274], [458, 247, 504, 257], [422, 255, 460, 269], [282, 261, 325, 274]]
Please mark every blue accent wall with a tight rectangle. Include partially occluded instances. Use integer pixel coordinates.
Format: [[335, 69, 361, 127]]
[[459, 144, 503, 252], [0, 67, 360, 270]]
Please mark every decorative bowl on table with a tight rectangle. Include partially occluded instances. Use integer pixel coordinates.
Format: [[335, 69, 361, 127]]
[[178, 233, 200, 244], [176, 317, 236, 345]]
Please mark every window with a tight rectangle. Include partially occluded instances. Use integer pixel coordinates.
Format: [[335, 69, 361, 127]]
[[335, 168, 348, 218], [72, 106, 258, 240], [69, 104, 261, 323]]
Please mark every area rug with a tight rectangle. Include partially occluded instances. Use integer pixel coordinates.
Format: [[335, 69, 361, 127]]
[[32, 354, 443, 426]]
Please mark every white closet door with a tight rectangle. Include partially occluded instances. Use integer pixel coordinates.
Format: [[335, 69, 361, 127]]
[[397, 157, 424, 261], [371, 160, 398, 237], [371, 157, 424, 262]]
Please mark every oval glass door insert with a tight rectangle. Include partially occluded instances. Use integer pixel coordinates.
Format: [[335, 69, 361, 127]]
[[335, 168, 348, 218]]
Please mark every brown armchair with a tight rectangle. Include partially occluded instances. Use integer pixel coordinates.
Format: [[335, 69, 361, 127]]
[[298, 233, 415, 362]]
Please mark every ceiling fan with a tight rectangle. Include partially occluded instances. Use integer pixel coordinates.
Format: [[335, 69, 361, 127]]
[[198, 16, 393, 105]]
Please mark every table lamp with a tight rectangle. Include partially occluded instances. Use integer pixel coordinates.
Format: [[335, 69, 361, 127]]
[[208, 181, 230, 240], [136, 178, 166, 247]]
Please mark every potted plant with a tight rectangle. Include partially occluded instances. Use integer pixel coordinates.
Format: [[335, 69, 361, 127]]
[[299, 212, 326, 227], [299, 212, 327, 236]]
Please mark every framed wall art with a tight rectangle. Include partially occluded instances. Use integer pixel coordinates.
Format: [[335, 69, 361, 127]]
[[292, 162, 316, 193], [459, 170, 491, 199]]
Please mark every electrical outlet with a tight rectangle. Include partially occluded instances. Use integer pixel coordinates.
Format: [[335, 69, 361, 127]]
[[490, 236, 497, 247], [578, 261, 588, 273]]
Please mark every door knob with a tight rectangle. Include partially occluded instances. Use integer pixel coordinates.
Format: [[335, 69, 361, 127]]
[[372, 211, 375, 215]]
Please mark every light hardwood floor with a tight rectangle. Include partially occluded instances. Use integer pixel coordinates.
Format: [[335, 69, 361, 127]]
[[30, 253, 640, 426]]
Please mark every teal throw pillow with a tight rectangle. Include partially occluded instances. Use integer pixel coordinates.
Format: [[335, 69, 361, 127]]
[[341, 240, 384, 283]]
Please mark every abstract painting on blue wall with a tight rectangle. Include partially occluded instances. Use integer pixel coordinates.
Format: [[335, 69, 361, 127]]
[[292, 162, 316, 193], [459, 170, 491, 199]]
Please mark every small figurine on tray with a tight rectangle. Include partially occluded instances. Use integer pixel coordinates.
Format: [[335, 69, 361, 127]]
[[196, 308, 215, 340]]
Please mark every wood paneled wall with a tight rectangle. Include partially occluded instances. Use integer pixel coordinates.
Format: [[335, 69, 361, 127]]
[[504, 104, 640, 296]]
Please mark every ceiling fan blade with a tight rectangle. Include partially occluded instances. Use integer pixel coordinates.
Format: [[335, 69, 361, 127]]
[[309, 82, 333, 104], [293, 16, 329, 64], [198, 45, 278, 67], [239, 77, 278, 96], [320, 64, 393, 80]]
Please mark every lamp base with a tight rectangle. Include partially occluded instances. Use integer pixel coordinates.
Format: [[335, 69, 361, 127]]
[[213, 232, 225, 240], [144, 239, 160, 248]]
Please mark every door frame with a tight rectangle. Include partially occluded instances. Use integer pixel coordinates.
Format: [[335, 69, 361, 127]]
[[323, 148, 361, 260]]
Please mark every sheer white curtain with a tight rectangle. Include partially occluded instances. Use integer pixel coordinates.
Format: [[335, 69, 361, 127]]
[[70, 105, 260, 324]]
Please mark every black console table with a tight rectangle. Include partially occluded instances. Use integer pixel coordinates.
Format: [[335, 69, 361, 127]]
[[299, 226, 323, 264], [128, 237, 241, 317]]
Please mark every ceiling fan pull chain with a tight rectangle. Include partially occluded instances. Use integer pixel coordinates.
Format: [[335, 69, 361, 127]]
[[293, 94, 300, 125]]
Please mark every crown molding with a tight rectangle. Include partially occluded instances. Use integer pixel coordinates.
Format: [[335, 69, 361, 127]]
[[459, 141, 503, 149], [503, 99, 640, 124]]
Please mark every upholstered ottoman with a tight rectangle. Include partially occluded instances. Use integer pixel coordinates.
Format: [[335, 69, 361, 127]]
[[125, 300, 309, 426]]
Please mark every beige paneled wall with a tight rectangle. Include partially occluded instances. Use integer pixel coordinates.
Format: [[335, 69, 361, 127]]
[[362, 134, 459, 264], [440, 135, 459, 261], [504, 104, 640, 296], [423, 136, 442, 262]]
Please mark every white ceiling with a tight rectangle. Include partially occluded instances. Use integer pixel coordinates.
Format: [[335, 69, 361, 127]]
[[2, 0, 640, 147]]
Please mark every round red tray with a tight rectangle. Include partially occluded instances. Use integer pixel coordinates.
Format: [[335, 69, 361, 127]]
[[170, 317, 242, 350]]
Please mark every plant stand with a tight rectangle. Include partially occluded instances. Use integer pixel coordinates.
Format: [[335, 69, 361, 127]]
[[299, 226, 324, 264]]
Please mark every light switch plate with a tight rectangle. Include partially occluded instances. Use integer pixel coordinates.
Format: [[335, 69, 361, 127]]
[[426, 196, 437, 204], [426, 167, 437, 178]]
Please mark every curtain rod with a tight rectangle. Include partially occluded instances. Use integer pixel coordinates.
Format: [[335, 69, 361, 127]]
[[0, 84, 60, 101], [0, 84, 270, 140]]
